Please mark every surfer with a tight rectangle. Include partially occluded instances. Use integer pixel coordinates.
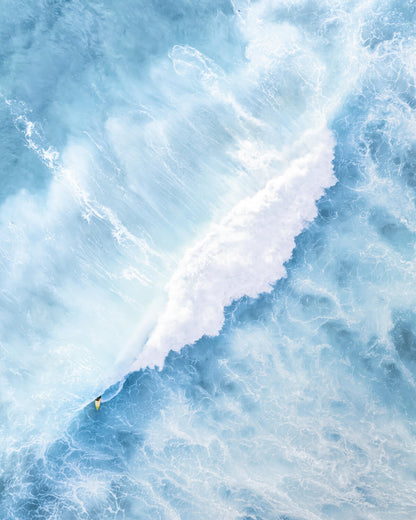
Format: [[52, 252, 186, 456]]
[[95, 396, 102, 410]]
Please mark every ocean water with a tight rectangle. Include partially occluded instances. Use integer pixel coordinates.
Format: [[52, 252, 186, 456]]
[[1, 0, 416, 518]]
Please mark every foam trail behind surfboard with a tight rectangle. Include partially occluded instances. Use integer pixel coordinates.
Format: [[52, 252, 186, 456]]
[[133, 126, 336, 370]]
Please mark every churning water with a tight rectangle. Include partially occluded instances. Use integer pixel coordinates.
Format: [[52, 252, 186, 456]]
[[1, 0, 416, 518]]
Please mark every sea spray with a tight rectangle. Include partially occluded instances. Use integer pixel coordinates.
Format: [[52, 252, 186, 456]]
[[1, 0, 416, 518], [136, 127, 336, 368]]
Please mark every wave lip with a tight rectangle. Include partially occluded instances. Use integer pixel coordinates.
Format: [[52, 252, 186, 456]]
[[135, 126, 336, 369]]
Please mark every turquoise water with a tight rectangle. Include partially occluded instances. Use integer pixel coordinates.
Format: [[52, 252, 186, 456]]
[[1, 0, 416, 518]]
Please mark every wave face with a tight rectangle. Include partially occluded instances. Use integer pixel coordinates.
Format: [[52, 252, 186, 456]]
[[1, 0, 416, 518]]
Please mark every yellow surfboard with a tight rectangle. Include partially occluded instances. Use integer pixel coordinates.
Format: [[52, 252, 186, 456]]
[[95, 397, 101, 410]]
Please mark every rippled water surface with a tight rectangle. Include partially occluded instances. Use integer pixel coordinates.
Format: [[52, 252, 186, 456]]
[[1, 0, 416, 518]]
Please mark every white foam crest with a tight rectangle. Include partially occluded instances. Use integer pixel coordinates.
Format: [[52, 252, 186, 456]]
[[134, 127, 336, 369]]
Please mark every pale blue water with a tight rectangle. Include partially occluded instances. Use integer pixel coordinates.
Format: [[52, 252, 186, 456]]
[[1, 0, 416, 519]]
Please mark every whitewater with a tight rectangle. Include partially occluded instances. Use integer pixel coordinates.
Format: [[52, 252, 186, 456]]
[[1, 0, 416, 518]]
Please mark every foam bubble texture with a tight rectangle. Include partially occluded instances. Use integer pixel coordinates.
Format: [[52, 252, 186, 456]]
[[138, 128, 336, 368], [1, 0, 416, 518]]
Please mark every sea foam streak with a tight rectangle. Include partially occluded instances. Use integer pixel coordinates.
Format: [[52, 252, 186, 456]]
[[135, 127, 336, 369]]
